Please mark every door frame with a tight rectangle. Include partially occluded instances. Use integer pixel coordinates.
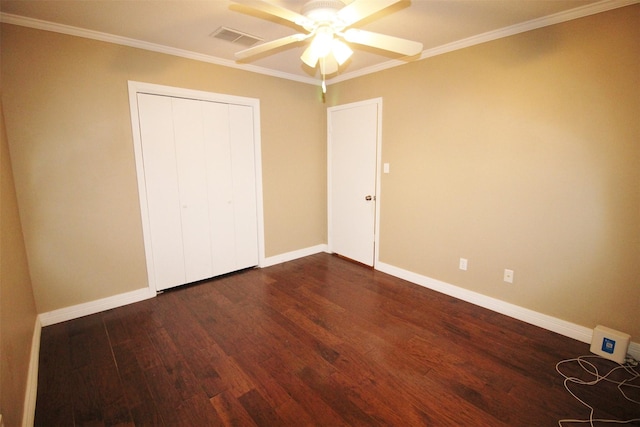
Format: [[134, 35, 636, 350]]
[[327, 97, 383, 266], [127, 81, 265, 293]]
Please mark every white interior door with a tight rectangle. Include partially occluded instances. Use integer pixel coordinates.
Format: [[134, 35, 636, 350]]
[[328, 99, 381, 266]]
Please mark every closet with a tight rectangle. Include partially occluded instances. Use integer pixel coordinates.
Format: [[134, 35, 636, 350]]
[[130, 83, 261, 292]]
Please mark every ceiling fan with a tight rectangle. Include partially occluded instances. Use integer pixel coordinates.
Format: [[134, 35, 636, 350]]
[[232, 0, 423, 76]]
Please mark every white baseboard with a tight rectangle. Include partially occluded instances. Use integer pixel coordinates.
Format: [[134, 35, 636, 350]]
[[37, 244, 330, 328], [37, 245, 329, 328], [22, 317, 41, 427], [38, 287, 156, 327], [261, 244, 328, 268], [37, 245, 328, 326], [375, 261, 640, 360]]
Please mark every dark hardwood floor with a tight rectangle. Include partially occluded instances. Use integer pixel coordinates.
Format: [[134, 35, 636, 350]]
[[35, 253, 639, 426]]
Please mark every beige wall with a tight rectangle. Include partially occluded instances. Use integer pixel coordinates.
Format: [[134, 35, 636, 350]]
[[329, 5, 640, 339], [1, 24, 327, 313], [1, 4, 638, 343], [1, 96, 38, 426]]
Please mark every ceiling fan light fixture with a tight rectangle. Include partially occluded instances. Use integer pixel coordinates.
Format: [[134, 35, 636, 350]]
[[301, 44, 320, 68], [319, 54, 338, 75], [300, 25, 336, 68], [301, 30, 351, 72], [331, 39, 352, 65], [311, 26, 334, 57]]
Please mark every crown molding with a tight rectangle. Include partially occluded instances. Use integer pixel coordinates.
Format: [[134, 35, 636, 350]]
[[329, 0, 640, 84], [0, 12, 318, 86], [2, 0, 638, 87]]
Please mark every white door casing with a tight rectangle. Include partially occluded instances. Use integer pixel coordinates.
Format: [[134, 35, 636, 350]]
[[128, 81, 265, 292], [328, 98, 382, 266]]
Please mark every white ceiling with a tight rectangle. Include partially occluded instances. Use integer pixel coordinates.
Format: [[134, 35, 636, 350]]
[[0, 0, 633, 84]]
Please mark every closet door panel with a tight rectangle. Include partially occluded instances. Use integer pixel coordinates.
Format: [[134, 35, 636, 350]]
[[136, 94, 186, 290], [202, 101, 237, 276], [229, 104, 259, 268], [172, 98, 214, 283], [134, 86, 261, 292]]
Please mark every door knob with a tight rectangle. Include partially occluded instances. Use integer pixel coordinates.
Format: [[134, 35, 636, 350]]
[[365, 195, 373, 201]]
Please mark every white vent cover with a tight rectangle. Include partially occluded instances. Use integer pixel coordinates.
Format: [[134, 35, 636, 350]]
[[211, 27, 262, 47]]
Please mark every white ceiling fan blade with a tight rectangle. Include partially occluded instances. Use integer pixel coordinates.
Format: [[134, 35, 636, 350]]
[[235, 33, 309, 60], [337, 0, 402, 27], [231, 0, 311, 27], [342, 29, 423, 56]]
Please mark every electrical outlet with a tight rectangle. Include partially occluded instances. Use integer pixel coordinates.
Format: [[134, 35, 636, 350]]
[[459, 258, 468, 271], [504, 269, 514, 283]]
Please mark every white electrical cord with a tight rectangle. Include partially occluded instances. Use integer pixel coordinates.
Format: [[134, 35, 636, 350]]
[[556, 354, 640, 426]]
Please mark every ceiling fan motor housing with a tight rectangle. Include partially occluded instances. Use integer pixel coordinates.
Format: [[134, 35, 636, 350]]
[[302, 0, 347, 30]]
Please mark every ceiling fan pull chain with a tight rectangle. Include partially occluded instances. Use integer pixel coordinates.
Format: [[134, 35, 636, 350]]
[[321, 64, 327, 94], [320, 56, 325, 93]]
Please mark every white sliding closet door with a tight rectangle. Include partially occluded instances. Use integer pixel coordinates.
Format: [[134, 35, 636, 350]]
[[136, 93, 259, 291]]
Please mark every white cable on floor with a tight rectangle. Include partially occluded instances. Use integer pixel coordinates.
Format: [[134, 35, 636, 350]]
[[555, 354, 640, 426]]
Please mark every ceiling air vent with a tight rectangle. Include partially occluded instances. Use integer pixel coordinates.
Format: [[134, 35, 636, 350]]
[[211, 27, 263, 47]]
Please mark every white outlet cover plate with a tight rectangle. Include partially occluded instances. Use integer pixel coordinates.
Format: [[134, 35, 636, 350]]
[[504, 269, 514, 283]]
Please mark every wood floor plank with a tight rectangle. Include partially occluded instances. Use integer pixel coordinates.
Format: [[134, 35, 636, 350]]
[[271, 397, 317, 427], [237, 388, 286, 425], [171, 394, 225, 427], [297, 366, 383, 426], [327, 343, 434, 426], [110, 339, 164, 422], [258, 352, 349, 425], [210, 391, 257, 427], [35, 253, 638, 426], [34, 323, 74, 426]]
